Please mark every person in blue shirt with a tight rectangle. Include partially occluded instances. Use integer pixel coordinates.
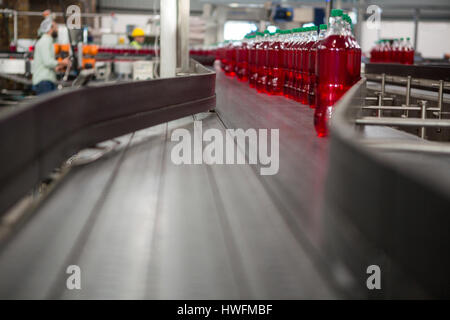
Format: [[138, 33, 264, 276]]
[[32, 18, 70, 95]]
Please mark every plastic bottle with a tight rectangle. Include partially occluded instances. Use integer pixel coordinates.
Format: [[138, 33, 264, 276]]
[[218, 42, 227, 72], [256, 30, 270, 93], [343, 14, 361, 85], [287, 28, 301, 98], [398, 37, 406, 64], [267, 30, 284, 95], [293, 28, 306, 102], [248, 34, 258, 88], [404, 37, 414, 65], [314, 9, 350, 137], [370, 41, 378, 63], [300, 26, 317, 104], [282, 30, 293, 97], [266, 32, 275, 94], [309, 24, 327, 108], [236, 36, 249, 81], [224, 41, 236, 76], [382, 40, 392, 63], [392, 38, 401, 63], [252, 34, 261, 85]]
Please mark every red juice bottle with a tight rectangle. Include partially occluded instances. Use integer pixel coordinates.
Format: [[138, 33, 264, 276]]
[[287, 28, 300, 98], [248, 34, 259, 88], [314, 9, 351, 137], [236, 36, 249, 81], [256, 30, 270, 93], [267, 30, 284, 95], [372, 40, 381, 62], [343, 14, 361, 85], [398, 37, 406, 64], [379, 40, 386, 62], [300, 27, 317, 105], [309, 24, 327, 108], [392, 39, 401, 63], [224, 41, 236, 76], [370, 42, 376, 62], [218, 42, 227, 72], [404, 37, 414, 65], [266, 32, 276, 94], [293, 28, 306, 102], [282, 30, 293, 97], [383, 40, 392, 63]]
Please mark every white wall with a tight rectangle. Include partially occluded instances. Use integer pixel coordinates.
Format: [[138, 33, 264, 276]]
[[101, 14, 154, 35], [361, 21, 450, 59]]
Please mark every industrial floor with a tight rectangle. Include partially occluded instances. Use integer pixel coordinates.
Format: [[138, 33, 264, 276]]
[[0, 71, 346, 299]]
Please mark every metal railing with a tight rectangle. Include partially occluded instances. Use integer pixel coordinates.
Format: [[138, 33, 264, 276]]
[[334, 72, 450, 151]]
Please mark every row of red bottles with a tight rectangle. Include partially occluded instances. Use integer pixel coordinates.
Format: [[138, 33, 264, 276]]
[[189, 46, 216, 57], [98, 45, 157, 56], [370, 38, 414, 64], [217, 9, 361, 138]]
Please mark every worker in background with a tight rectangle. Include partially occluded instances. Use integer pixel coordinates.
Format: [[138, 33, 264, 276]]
[[32, 18, 70, 95], [37, 10, 53, 37], [130, 27, 145, 49]]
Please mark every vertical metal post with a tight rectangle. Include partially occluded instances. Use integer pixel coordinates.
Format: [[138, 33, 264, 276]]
[[420, 100, 427, 139], [94, 16, 100, 34], [326, 0, 334, 24], [404, 76, 411, 117], [13, 11, 18, 46], [437, 80, 444, 120], [160, 0, 177, 78], [413, 9, 419, 51], [355, 0, 365, 45], [177, 0, 190, 74], [217, 6, 226, 44], [378, 73, 386, 118]]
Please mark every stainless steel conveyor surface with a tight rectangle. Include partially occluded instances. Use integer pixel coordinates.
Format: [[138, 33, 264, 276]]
[[0, 99, 338, 299], [4, 68, 450, 299]]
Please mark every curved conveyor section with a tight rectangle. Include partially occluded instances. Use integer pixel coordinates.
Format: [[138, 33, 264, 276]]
[[326, 79, 450, 298], [0, 62, 216, 215]]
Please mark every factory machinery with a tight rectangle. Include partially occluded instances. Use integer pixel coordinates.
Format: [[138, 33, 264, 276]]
[[0, 56, 448, 299], [0, 0, 450, 297]]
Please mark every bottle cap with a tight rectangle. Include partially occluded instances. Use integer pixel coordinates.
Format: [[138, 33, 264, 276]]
[[400, 37, 404, 40], [406, 37, 410, 40], [312, 26, 318, 31], [319, 24, 327, 30], [330, 9, 343, 17]]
